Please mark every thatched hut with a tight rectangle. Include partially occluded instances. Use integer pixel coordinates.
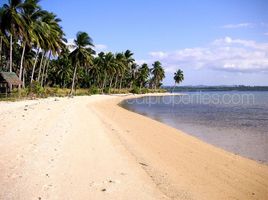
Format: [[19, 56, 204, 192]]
[[0, 72, 22, 96]]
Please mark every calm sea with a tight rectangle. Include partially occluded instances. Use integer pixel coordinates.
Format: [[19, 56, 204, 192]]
[[121, 91, 268, 163]]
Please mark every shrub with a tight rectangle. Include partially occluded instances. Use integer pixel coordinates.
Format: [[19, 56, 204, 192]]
[[130, 86, 141, 94], [103, 87, 109, 94], [141, 88, 149, 94], [29, 81, 44, 96], [89, 86, 99, 94]]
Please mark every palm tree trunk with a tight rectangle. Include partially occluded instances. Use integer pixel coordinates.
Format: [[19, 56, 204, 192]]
[[109, 76, 113, 93], [30, 48, 40, 84], [97, 74, 100, 88], [40, 55, 48, 87], [102, 72, 107, 93], [70, 64, 78, 95], [114, 74, 118, 89], [0, 36, 2, 65], [22, 67, 26, 88], [9, 35, 12, 72], [119, 76, 123, 90], [42, 51, 51, 87], [19, 42, 26, 84], [44, 59, 50, 86], [119, 68, 125, 90], [37, 51, 45, 82]]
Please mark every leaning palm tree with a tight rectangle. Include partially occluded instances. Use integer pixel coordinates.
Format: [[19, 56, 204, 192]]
[[69, 31, 94, 95], [18, 0, 41, 86], [173, 69, 184, 92], [151, 61, 165, 89], [39, 11, 65, 86], [21, 0, 46, 84]]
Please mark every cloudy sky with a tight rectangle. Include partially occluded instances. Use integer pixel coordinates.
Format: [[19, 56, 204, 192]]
[[10, 0, 268, 85]]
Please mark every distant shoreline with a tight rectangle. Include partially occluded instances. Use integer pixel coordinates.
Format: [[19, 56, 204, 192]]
[[165, 86, 268, 92]]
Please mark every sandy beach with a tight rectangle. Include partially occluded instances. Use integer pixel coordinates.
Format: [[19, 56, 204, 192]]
[[0, 95, 268, 200]]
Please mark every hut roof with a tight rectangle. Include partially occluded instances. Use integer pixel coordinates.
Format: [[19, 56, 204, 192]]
[[0, 72, 22, 85]]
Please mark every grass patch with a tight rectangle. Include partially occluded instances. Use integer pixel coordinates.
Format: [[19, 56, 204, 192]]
[[0, 86, 167, 101]]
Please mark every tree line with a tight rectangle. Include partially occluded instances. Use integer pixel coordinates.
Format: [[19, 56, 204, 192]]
[[0, 0, 183, 95]]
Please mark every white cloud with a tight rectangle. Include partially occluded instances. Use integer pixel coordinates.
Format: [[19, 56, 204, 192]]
[[149, 51, 168, 59], [148, 37, 268, 73], [94, 44, 108, 52], [221, 23, 254, 29], [212, 37, 268, 50], [65, 38, 108, 53], [65, 38, 76, 52]]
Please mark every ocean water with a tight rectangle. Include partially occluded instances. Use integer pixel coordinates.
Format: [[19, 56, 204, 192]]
[[121, 91, 268, 163]]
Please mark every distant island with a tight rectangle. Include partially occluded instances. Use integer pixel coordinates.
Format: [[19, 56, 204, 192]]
[[166, 85, 268, 92]]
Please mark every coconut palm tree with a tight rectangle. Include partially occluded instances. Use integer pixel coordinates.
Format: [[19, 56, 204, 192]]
[[39, 11, 65, 86], [173, 69, 184, 92], [19, 0, 41, 86], [137, 63, 149, 89], [102, 52, 115, 92], [150, 61, 165, 89], [114, 52, 125, 89], [69, 31, 94, 95], [55, 48, 72, 87], [93, 52, 105, 88], [0, 8, 7, 66], [21, 0, 46, 84], [1, 0, 27, 72], [129, 63, 138, 88], [123, 49, 134, 88]]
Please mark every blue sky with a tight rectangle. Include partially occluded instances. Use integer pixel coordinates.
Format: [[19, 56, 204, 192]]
[[2, 0, 268, 85]]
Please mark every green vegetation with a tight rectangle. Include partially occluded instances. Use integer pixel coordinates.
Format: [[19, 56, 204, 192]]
[[0, 0, 173, 100], [173, 69, 184, 92]]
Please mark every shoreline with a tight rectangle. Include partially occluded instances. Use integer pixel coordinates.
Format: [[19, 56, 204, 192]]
[[93, 94, 268, 199], [0, 94, 267, 199], [119, 94, 268, 165]]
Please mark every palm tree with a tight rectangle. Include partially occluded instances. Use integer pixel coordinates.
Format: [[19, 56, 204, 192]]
[[123, 49, 134, 88], [114, 52, 125, 89], [93, 52, 105, 88], [19, 0, 41, 86], [102, 52, 115, 92], [1, 0, 26, 72], [21, 46, 35, 87], [23, 0, 46, 84], [173, 69, 184, 92], [137, 63, 149, 89], [0, 8, 7, 66], [129, 63, 138, 88], [39, 11, 65, 86], [69, 31, 94, 95], [150, 61, 165, 89], [55, 48, 72, 87]]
